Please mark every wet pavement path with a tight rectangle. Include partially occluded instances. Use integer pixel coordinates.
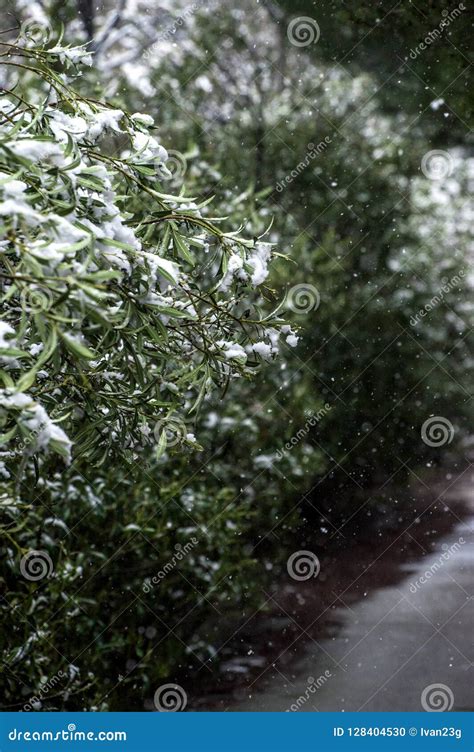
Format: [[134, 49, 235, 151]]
[[189, 467, 473, 711], [229, 471, 473, 711]]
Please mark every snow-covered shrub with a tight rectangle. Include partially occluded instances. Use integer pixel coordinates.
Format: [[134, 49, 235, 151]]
[[0, 28, 300, 709], [0, 32, 293, 474]]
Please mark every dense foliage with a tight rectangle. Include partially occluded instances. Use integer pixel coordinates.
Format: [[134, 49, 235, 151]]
[[0, 26, 295, 709], [0, 0, 472, 711]]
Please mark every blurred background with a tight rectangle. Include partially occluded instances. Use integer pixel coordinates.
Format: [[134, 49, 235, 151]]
[[1, 0, 472, 712]]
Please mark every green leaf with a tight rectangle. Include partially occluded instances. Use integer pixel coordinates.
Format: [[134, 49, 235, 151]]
[[60, 333, 96, 360], [0, 426, 18, 445], [101, 237, 137, 252], [155, 429, 167, 459], [49, 438, 70, 459], [154, 307, 195, 319], [170, 225, 195, 267], [0, 348, 30, 359]]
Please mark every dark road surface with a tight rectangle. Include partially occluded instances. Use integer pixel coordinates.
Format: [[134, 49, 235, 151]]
[[227, 471, 473, 712]]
